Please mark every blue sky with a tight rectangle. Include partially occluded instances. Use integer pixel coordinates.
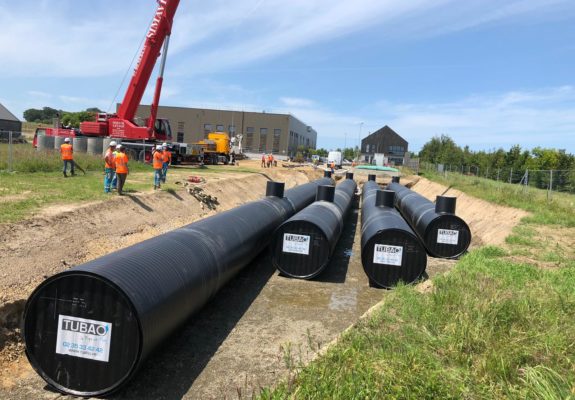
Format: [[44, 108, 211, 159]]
[[1, 0, 574, 153]]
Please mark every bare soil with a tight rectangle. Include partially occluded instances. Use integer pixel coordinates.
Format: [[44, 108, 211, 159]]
[[0, 167, 532, 399]]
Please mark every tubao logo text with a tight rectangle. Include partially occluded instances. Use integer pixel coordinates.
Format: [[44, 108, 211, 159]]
[[61, 319, 110, 336]]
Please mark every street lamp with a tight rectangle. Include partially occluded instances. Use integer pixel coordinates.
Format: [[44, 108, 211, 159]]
[[356, 122, 363, 162]]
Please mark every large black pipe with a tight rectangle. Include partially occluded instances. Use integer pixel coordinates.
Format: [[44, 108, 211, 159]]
[[271, 178, 357, 279], [361, 182, 427, 288], [387, 182, 471, 258], [23, 177, 333, 397]]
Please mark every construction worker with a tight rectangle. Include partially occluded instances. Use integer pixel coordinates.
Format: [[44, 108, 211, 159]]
[[330, 160, 335, 174], [267, 153, 273, 168], [111, 145, 120, 190], [104, 141, 117, 193], [153, 144, 163, 190], [261, 153, 266, 168], [60, 137, 75, 177], [114, 144, 129, 196], [161, 143, 172, 183]]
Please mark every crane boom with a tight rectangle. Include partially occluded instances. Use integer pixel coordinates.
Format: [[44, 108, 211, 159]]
[[80, 0, 179, 140], [117, 0, 180, 121]]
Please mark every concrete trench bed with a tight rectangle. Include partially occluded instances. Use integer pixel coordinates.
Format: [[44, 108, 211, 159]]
[[0, 175, 527, 399]]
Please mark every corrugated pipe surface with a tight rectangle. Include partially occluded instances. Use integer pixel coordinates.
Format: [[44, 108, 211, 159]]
[[23, 177, 333, 397], [361, 181, 427, 288], [271, 177, 357, 279], [386, 182, 471, 258]]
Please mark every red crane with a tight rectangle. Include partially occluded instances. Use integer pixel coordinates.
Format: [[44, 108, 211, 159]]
[[81, 0, 180, 140]]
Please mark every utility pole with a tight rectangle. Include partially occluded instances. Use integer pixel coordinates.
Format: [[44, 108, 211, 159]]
[[356, 122, 363, 162]]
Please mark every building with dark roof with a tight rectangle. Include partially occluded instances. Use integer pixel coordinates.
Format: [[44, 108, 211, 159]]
[[0, 103, 22, 134], [360, 125, 408, 165]]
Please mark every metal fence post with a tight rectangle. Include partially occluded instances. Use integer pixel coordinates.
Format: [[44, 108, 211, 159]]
[[8, 131, 13, 172], [509, 168, 513, 184], [548, 170, 553, 201]]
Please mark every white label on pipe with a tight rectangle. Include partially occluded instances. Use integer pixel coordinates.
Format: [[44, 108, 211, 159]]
[[373, 244, 403, 266], [437, 229, 459, 245], [55, 315, 113, 362], [283, 233, 311, 255]]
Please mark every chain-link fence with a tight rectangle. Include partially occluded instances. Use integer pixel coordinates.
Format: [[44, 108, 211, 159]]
[[0, 131, 24, 172], [421, 162, 575, 197]]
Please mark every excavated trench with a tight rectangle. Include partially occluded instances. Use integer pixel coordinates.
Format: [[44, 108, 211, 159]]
[[0, 170, 528, 398]]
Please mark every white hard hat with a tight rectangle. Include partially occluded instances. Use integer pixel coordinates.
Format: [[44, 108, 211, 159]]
[[156, 145, 163, 150], [162, 142, 167, 147], [109, 140, 117, 146], [116, 144, 123, 149], [64, 137, 71, 142]]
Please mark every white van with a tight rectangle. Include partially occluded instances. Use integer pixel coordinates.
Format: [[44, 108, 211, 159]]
[[327, 151, 343, 168]]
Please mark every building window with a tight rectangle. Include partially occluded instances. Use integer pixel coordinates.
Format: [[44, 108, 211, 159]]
[[229, 125, 236, 134], [259, 128, 268, 152], [216, 124, 224, 132], [204, 124, 212, 136], [388, 145, 405, 154], [177, 122, 185, 143], [272, 129, 281, 153]]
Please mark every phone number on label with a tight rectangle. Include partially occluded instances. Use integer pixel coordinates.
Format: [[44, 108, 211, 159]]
[[62, 341, 104, 353]]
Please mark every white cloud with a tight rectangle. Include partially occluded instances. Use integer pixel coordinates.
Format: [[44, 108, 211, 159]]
[[1, 0, 573, 77], [374, 86, 575, 152]]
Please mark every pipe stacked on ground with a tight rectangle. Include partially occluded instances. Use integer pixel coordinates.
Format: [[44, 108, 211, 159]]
[[387, 182, 471, 258], [271, 176, 357, 279], [23, 177, 333, 397], [361, 181, 428, 288]]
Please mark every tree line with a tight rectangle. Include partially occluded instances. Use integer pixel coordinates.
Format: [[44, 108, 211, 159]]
[[23, 107, 101, 128], [418, 135, 575, 191], [419, 135, 574, 172]]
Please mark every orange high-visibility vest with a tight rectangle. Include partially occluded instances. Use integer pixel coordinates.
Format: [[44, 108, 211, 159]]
[[60, 143, 73, 160], [153, 151, 163, 169], [104, 149, 116, 169], [162, 150, 172, 163], [115, 152, 129, 174]]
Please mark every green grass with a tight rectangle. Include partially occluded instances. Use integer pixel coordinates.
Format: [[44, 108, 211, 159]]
[[259, 171, 575, 400], [261, 247, 575, 400], [0, 144, 263, 223], [0, 144, 161, 222]]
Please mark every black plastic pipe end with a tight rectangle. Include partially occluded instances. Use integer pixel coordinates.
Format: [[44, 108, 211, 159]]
[[323, 170, 332, 178], [435, 196, 456, 214], [316, 185, 335, 202], [376, 190, 395, 208], [266, 181, 285, 198], [391, 176, 400, 183], [368, 174, 376, 181], [345, 172, 354, 180]]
